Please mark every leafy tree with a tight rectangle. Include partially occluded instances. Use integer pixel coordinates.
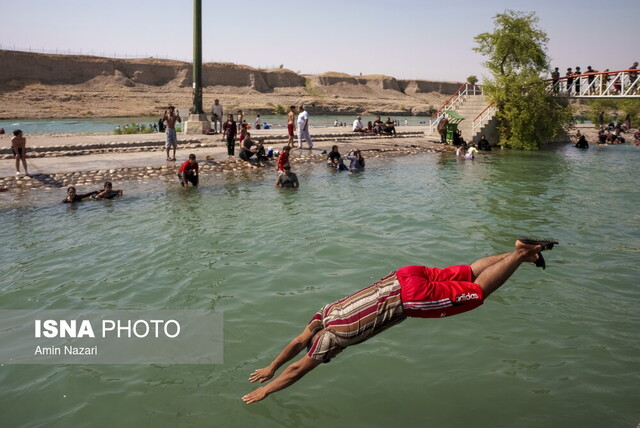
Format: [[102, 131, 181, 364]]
[[586, 99, 640, 127], [467, 75, 478, 85], [474, 10, 573, 149]]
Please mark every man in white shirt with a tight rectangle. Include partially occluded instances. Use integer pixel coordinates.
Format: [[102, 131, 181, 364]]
[[297, 105, 313, 149], [352, 116, 365, 132], [211, 99, 224, 133]]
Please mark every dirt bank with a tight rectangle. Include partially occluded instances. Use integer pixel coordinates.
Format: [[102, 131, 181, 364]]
[[0, 50, 459, 120]]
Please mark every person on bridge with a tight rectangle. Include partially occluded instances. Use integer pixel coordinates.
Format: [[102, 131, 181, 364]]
[[241, 238, 558, 404], [551, 67, 560, 94], [565, 68, 574, 95], [629, 62, 638, 91]]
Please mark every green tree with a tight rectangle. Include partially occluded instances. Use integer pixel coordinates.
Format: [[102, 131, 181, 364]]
[[586, 99, 640, 127], [474, 10, 573, 149], [467, 75, 478, 85]]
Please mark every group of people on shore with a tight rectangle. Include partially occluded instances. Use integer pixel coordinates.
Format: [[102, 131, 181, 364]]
[[352, 116, 397, 136], [206, 100, 314, 156]]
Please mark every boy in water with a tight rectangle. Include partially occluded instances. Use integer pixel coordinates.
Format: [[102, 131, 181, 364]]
[[94, 181, 123, 199], [178, 154, 199, 187]]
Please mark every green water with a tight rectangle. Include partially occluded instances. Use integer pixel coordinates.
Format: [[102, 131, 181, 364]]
[[0, 145, 638, 427]]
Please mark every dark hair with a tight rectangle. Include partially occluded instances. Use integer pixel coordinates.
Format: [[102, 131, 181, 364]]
[[284, 163, 291, 170], [189, 154, 196, 160], [13, 129, 22, 136], [290, 105, 296, 110], [67, 186, 76, 193], [104, 181, 113, 188]]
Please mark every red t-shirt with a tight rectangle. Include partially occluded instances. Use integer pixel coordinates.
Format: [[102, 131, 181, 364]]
[[179, 160, 198, 174], [277, 151, 290, 172]]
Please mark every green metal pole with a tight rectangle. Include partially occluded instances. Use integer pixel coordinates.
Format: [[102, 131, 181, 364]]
[[192, 0, 203, 114]]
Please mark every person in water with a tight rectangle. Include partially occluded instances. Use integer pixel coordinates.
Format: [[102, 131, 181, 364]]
[[61, 187, 98, 203], [242, 237, 558, 404], [178, 154, 199, 187], [346, 149, 365, 173], [327, 145, 348, 171], [275, 164, 299, 189], [575, 135, 589, 149], [94, 181, 123, 199]]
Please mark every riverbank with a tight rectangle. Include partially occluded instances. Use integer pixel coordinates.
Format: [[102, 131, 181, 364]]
[[0, 126, 451, 197]]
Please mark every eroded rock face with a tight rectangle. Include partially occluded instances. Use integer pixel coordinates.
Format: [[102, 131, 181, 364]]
[[0, 50, 461, 119]]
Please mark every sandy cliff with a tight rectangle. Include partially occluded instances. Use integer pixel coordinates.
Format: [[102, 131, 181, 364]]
[[0, 50, 460, 119]]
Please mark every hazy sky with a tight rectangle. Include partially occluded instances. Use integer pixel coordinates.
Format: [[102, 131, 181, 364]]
[[1, 0, 638, 82]]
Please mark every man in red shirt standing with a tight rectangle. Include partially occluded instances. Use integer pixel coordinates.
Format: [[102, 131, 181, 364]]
[[242, 237, 558, 404], [178, 154, 199, 187]]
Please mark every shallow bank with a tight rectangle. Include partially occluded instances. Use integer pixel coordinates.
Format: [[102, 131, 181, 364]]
[[0, 127, 451, 199]]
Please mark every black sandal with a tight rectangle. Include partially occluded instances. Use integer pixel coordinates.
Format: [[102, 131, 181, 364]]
[[518, 237, 559, 270]]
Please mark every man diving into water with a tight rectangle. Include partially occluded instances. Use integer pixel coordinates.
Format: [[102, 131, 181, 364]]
[[242, 238, 558, 404]]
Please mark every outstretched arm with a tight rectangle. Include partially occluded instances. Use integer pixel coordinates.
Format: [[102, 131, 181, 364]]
[[242, 354, 320, 404], [248, 327, 314, 383]]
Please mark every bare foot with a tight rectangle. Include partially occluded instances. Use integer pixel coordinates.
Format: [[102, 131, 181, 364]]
[[515, 240, 542, 263]]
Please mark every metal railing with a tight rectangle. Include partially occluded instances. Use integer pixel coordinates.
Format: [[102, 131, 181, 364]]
[[548, 69, 639, 98], [471, 101, 497, 137], [429, 83, 483, 133]]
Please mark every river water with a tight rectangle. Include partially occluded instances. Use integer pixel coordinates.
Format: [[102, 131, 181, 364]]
[[0, 144, 638, 427], [0, 115, 430, 135]]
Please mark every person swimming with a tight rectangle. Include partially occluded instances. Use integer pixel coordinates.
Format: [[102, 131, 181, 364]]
[[61, 186, 99, 203], [93, 181, 123, 199]]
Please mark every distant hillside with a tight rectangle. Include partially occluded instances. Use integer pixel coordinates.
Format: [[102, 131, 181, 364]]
[[0, 50, 462, 119]]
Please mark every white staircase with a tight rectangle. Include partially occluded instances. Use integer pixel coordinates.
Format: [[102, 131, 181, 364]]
[[427, 84, 497, 143]]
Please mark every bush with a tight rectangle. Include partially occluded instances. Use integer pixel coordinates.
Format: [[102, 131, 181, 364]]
[[114, 123, 156, 135], [273, 105, 286, 115]]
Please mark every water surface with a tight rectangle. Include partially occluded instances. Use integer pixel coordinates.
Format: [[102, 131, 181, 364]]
[[0, 145, 638, 427]]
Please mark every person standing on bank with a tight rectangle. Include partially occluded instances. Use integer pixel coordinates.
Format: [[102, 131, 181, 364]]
[[297, 106, 313, 150], [222, 114, 237, 157], [287, 106, 297, 147], [11, 129, 28, 176], [211, 99, 224, 133], [437, 116, 448, 144], [164, 106, 181, 161]]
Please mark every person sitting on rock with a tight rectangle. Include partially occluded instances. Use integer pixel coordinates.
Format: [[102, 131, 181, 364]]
[[373, 116, 385, 135], [352, 116, 366, 133], [239, 132, 258, 162], [383, 117, 396, 135]]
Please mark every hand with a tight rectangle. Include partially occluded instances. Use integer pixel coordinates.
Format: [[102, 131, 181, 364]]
[[242, 386, 268, 404], [248, 367, 274, 383]]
